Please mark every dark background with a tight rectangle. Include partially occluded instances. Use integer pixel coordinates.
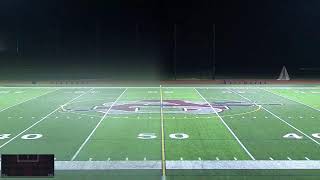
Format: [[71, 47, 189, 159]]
[[0, 0, 320, 80]]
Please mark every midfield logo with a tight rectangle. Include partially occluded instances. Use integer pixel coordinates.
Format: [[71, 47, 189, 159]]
[[89, 100, 272, 114]]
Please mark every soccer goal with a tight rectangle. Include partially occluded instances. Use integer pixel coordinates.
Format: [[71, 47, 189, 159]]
[[277, 66, 290, 80]]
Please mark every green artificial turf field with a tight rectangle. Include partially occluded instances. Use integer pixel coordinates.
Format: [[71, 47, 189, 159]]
[[0, 85, 319, 179]]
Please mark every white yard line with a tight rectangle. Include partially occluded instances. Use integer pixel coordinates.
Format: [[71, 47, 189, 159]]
[[0, 88, 94, 149], [194, 88, 256, 160], [230, 89, 320, 146], [0, 89, 59, 113], [70, 88, 127, 161], [263, 88, 320, 112]]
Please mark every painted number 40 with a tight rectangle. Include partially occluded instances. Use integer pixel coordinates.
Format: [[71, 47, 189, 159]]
[[138, 133, 189, 140]]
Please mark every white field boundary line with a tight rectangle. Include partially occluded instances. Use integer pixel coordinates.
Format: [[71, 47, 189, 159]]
[[263, 88, 320, 112], [166, 160, 320, 169], [1, 86, 320, 89], [0, 88, 95, 149], [194, 88, 256, 160], [70, 88, 128, 161], [0, 88, 60, 113], [1, 160, 320, 170], [230, 89, 320, 146]]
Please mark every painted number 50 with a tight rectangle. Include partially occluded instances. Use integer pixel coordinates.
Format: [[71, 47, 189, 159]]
[[138, 133, 189, 140]]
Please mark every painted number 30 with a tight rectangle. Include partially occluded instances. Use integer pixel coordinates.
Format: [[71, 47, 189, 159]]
[[0, 134, 43, 140], [137, 133, 189, 140]]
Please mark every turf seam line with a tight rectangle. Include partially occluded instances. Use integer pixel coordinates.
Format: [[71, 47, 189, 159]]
[[0, 88, 94, 149], [70, 88, 128, 161], [194, 88, 256, 160], [263, 88, 320, 112], [0, 88, 60, 113], [230, 89, 320, 146]]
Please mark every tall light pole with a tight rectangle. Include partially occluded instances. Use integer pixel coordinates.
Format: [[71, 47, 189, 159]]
[[212, 24, 216, 79], [173, 24, 177, 80]]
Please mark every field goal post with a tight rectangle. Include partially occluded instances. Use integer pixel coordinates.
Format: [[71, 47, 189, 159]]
[[277, 66, 290, 80]]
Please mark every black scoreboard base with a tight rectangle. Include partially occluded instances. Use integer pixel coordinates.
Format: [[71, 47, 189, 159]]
[[1, 154, 54, 177]]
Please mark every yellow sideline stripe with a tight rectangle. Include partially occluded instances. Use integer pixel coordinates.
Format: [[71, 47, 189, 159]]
[[160, 85, 166, 177]]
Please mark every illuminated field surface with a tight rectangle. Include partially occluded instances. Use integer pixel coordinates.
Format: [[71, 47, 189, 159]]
[[0, 85, 319, 179]]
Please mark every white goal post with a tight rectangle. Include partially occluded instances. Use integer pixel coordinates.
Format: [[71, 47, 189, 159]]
[[277, 66, 290, 80]]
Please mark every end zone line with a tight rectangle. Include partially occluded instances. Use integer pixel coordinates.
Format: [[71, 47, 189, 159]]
[[263, 88, 320, 112], [230, 89, 320, 146], [0, 88, 60, 113], [0, 88, 94, 149], [70, 88, 128, 161], [194, 88, 256, 160], [160, 85, 167, 178]]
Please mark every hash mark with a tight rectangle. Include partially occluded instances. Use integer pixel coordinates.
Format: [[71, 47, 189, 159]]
[[216, 157, 219, 160], [19, 117, 23, 119], [144, 157, 146, 161], [89, 158, 92, 161], [234, 157, 238, 160], [269, 157, 274, 160], [126, 157, 129, 161], [265, 117, 268, 119], [107, 157, 110, 161], [32, 117, 35, 119], [287, 157, 292, 160], [198, 157, 202, 161], [305, 157, 310, 160], [180, 157, 183, 161]]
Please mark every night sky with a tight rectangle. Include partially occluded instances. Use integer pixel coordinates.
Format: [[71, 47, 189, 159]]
[[0, 0, 319, 80]]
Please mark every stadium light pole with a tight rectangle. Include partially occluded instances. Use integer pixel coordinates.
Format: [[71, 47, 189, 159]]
[[212, 24, 216, 80], [173, 24, 177, 80]]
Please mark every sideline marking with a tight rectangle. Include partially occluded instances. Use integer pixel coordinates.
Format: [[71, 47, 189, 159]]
[[264, 89, 320, 112], [2, 160, 320, 170], [71, 88, 127, 161], [195, 88, 256, 160], [0, 88, 94, 149], [160, 85, 167, 178], [231, 89, 320, 146], [0, 89, 59, 113]]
